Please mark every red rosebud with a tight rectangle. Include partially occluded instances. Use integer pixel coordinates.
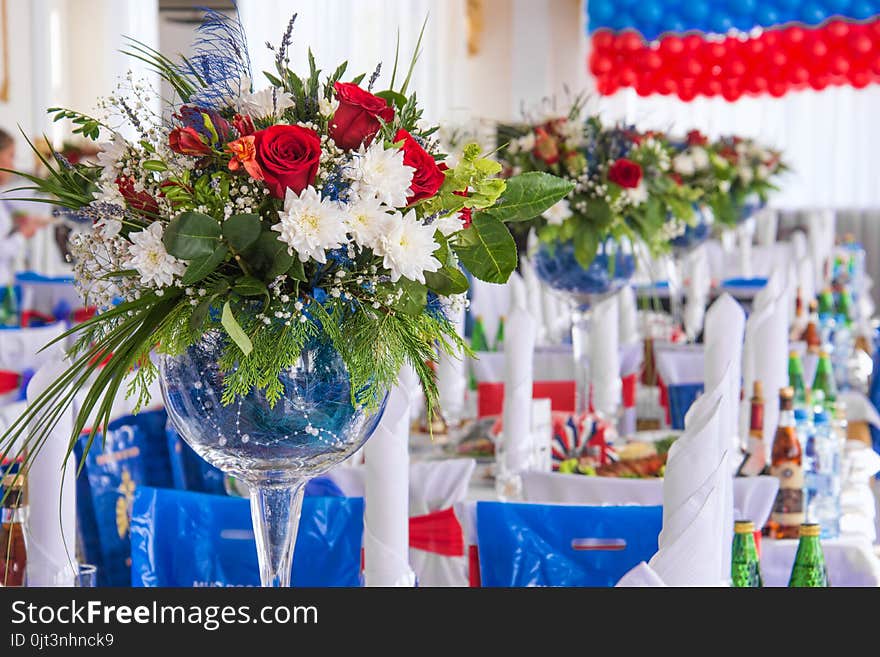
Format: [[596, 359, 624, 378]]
[[253, 125, 322, 198], [116, 176, 159, 216], [670, 172, 683, 186], [607, 158, 643, 189], [233, 113, 255, 137], [454, 188, 472, 229], [168, 127, 211, 156], [533, 127, 560, 165], [686, 130, 708, 146], [329, 82, 395, 151], [394, 129, 445, 204]]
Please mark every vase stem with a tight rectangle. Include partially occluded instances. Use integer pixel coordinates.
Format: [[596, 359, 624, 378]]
[[570, 303, 592, 415], [249, 479, 306, 587]]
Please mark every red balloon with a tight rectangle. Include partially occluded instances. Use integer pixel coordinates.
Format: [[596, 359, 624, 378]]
[[771, 50, 787, 67], [619, 30, 644, 53], [721, 80, 741, 102], [809, 74, 830, 91], [811, 39, 829, 58], [785, 27, 806, 46], [636, 77, 655, 97], [831, 56, 851, 76], [850, 71, 871, 88], [620, 67, 638, 86], [657, 77, 677, 95], [746, 39, 766, 58], [747, 76, 768, 94], [683, 34, 703, 52], [685, 58, 703, 77], [644, 50, 663, 70], [590, 53, 614, 75], [596, 77, 619, 96], [709, 42, 727, 60], [827, 20, 850, 40], [763, 31, 780, 48], [704, 79, 722, 96], [727, 57, 747, 77], [659, 36, 685, 56], [872, 56, 880, 75], [850, 33, 873, 55], [593, 30, 614, 51], [790, 65, 810, 85], [769, 81, 788, 97], [678, 78, 697, 101]]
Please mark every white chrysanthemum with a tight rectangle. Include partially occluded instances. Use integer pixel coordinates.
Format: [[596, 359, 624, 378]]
[[95, 216, 122, 239], [517, 133, 536, 152], [756, 164, 770, 181], [273, 186, 348, 263], [347, 142, 415, 208], [240, 86, 295, 119], [376, 210, 441, 284], [433, 213, 466, 236], [126, 222, 186, 288], [672, 153, 695, 177], [626, 183, 648, 206], [738, 166, 754, 185], [690, 146, 709, 171], [96, 137, 128, 178], [346, 196, 393, 250], [542, 199, 573, 226], [318, 96, 339, 118], [93, 180, 126, 206]]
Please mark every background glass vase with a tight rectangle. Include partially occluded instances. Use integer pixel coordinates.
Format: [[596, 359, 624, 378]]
[[159, 331, 387, 587], [670, 206, 711, 254], [737, 194, 766, 224], [533, 238, 636, 302], [159, 331, 386, 484]]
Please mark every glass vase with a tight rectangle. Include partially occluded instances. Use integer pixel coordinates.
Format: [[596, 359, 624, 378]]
[[159, 331, 386, 587], [533, 238, 635, 416]]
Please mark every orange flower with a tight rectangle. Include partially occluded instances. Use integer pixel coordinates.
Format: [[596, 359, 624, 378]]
[[226, 136, 264, 181]]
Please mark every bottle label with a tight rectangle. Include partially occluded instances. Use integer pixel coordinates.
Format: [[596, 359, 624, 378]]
[[771, 461, 805, 527]]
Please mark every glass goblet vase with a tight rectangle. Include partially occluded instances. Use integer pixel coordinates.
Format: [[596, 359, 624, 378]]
[[533, 238, 636, 419], [159, 332, 386, 587]]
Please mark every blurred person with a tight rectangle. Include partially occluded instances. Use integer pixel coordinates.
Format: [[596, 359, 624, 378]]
[[0, 129, 51, 284]]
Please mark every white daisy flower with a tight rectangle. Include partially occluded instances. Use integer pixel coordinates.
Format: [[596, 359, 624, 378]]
[[272, 186, 348, 263], [346, 196, 394, 250], [376, 210, 441, 284], [517, 133, 536, 152], [690, 146, 710, 171], [239, 86, 295, 119], [672, 153, 695, 177], [433, 213, 466, 236], [318, 96, 339, 118], [626, 182, 648, 206], [542, 199, 573, 226], [95, 216, 122, 239], [126, 222, 186, 288], [96, 137, 128, 179], [738, 166, 754, 185], [347, 142, 415, 208]]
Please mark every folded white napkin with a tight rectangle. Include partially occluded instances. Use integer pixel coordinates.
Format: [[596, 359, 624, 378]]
[[498, 274, 536, 498], [737, 217, 756, 278], [25, 359, 77, 586], [755, 207, 778, 246], [520, 258, 547, 345], [589, 293, 620, 418], [684, 246, 711, 341], [436, 300, 467, 425], [618, 285, 639, 346], [740, 281, 789, 450], [654, 342, 704, 385], [364, 364, 418, 587], [615, 561, 668, 587], [703, 294, 745, 454], [791, 230, 808, 261]]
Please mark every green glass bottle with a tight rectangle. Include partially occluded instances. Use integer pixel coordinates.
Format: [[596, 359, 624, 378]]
[[731, 520, 763, 587], [470, 316, 490, 352], [493, 316, 505, 351], [837, 289, 854, 327], [811, 350, 837, 412], [788, 351, 808, 410], [788, 523, 830, 587], [0, 285, 17, 328], [818, 288, 835, 317]]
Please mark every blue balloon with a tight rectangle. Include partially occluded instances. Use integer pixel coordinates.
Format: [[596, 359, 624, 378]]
[[635, 0, 663, 25], [850, 0, 877, 18], [682, 0, 709, 21], [756, 7, 781, 27], [590, 0, 614, 23], [710, 14, 733, 34], [802, 2, 830, 23]]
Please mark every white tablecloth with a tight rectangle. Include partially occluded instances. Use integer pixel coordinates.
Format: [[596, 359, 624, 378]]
[[760, 537, 880, 587]]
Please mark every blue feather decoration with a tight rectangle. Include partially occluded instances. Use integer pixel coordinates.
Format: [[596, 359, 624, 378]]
[[186, 5, 253, 110]]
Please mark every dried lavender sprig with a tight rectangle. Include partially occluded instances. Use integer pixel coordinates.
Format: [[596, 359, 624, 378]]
[[275, 13, 297, 71], [368, 63, 382, 92]]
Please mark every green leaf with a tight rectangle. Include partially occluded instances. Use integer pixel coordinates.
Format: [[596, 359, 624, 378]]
[[163, 211, 221, 259], [375, 90, 408, 110], [189, 297, 213, 333], [222, 213, 262, 251], [390, 278, 427, 316], [424, 264, 469, 296], [287, 258, 306, 282], [242, 231, 297, 281], [481, 172, 574, 223], [453, 214, 517, 284], [233, 276, 268, 297], [585, 198, 614, 230], [573, 228, 599, 269], [181, 244, 228, 285], [221, 301, 253, 356], [142, 160, 167, 172]]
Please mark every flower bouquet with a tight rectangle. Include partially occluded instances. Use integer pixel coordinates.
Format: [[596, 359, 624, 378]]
[[0, 11, 571, 586], [710, 135, 788, 225]]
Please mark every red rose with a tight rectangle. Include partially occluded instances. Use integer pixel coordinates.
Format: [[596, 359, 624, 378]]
[[533, 127, 560, 165], [330, 82, 395, 151], [233, 114, 255, 137], [607, 158, 643, 189], [686, 130, 708, 146], [168, 127, 211, 156], [253, 125, 322, 198], [670, 172, 683, 186], [394, 129, 445, 204], [454, 187, 472, 229], [116, 176, 159, 216]]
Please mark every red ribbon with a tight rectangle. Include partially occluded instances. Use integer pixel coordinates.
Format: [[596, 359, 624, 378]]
[[0, 370, 20, 395], [468, 545, 482, 587], [72, 306, 97, 323], [621, 373, 637, 408], [19, 310, 55, 327], [657, 374, 671, 427], [409, 507, 465, 557]]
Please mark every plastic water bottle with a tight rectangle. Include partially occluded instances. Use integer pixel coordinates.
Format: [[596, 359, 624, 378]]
[[805, 402, 841, 539]]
